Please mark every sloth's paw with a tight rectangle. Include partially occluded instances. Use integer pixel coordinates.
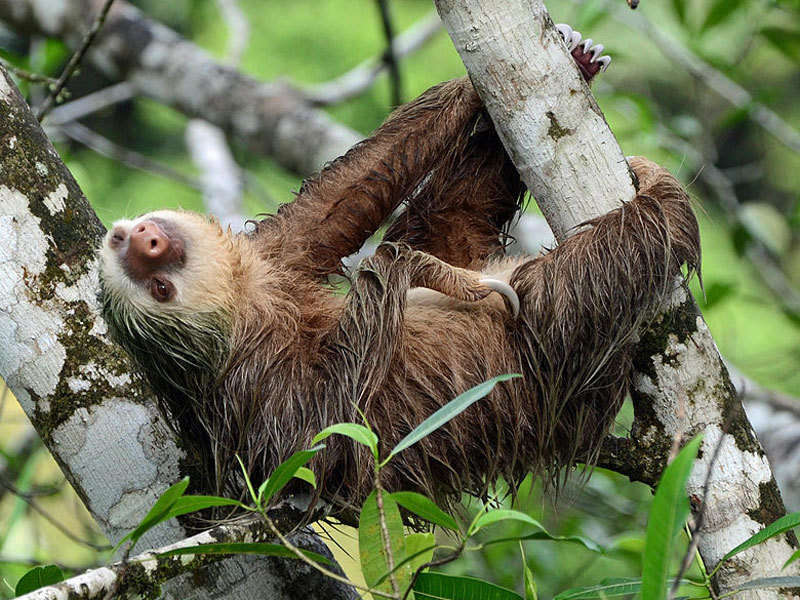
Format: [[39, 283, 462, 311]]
[[555, 23, 611, 82]]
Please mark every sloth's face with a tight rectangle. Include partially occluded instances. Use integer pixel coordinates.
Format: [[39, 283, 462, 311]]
[[99, 210, 236, 317]]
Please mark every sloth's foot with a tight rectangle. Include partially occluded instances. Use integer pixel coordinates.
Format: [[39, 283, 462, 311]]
[[556, 23, 611, 82]]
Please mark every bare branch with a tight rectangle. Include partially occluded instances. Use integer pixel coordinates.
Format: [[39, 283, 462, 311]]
[[45, 82, 134, 126], [375, 0, 403, 106], [57, 121, 203, 190], [35, 0, 116, 121], [0, 56, 57, 86], [216, 0, 250, 67], [185, 119, 246, 230], [15, 515, 354, 600], [304, 12, 442, 106]]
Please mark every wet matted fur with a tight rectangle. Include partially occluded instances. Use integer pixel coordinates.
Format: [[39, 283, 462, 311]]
[[99, 77, 700, 518]]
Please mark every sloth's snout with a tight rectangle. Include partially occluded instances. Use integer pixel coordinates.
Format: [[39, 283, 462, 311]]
[[129, 221, 171, 262]]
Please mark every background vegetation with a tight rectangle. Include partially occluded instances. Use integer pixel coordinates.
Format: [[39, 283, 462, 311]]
[[1, 0, 799, 597]]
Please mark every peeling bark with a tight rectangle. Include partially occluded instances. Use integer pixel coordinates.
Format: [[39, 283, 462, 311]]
[[0, 66, 355, 599], [434, 0, 798, 597], [0, 0, 361, 177]]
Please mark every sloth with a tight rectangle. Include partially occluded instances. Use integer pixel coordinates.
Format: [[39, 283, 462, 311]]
[[99, 27, 699, 515]]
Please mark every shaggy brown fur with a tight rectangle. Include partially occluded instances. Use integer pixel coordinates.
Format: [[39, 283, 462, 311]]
[[99, 75, 700, 517]]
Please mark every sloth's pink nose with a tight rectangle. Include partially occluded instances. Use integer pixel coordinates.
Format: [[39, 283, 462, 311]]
[[129, 221, 171, 263]]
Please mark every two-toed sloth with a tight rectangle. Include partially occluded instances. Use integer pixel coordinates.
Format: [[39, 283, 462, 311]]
[[99, 29, 699, 514]]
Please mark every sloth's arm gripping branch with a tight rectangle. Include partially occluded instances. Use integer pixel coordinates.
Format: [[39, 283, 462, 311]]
[[259, 78, 484, 276], [334, 244, 505, 403]]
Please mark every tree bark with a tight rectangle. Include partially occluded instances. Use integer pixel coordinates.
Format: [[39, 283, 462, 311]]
[[0, 0, 361, 177], [434, 0, 798, 598], [0, 65, 355, 599]]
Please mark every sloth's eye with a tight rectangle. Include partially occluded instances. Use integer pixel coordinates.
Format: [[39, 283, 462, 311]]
[[150, 278, 174, 302]]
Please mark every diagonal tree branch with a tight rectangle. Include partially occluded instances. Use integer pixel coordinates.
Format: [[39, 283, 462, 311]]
[[433, 1, 798, 597], [0, 0, 361, 176]]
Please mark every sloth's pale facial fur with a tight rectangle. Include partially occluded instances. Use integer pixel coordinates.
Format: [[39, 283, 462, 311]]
[[100, 210, 238, 318]]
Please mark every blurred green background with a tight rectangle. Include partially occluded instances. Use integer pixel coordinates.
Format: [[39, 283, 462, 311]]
[[1, 0, 800, 597]]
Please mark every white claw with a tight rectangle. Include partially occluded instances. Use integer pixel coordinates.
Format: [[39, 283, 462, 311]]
[[480, 278, 520, 318], [597, 55, 611, 71], [568, 31, 583, 51], [555, 23, 574, 42], [581, 38, 594, 53], [589, 43, 605, 62]]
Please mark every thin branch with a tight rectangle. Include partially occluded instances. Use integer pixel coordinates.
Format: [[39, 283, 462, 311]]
[[0, 555, 99, 573], [375, 0, 403, 106], [185, 119, 246, 230], [45, 82, 134, 126], [304, 12, 442, 106], [610, 2, 800, 155], [0, 477, 111, 551], [35, 0, 117, 120], [58, 121, 203, 190], [0, 56, 57, 86], [657, 126, 800, 316]]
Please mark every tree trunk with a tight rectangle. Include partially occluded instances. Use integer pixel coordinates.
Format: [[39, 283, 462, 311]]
[[0, 65, 355, 600], [434, 0, 798, 597]]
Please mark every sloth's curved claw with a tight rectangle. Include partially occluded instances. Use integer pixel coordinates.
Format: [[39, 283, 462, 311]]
[[555, 23, 574, 42], [568, 31, 583, 51], [589, 43, 605, 62], [597, 55, 611, 71], [581, 38, 594, 53], [555, 23, 583, 51], [479, 278, 520, 318]]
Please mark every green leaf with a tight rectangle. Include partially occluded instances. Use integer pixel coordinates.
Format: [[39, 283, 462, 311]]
[[405, 532, 436, 572], [15, 565, 64, 596], [523, 564, 537, 600], [414, 572, 522, 600], [115, 477, 190, 552], [256, 445, 324, 507], [359, 489, 411, 594], [390, 491, 459, 530], [483, 530, 602, 553], [733, 576, 800, 591], [701, 0, 745, 32], [163, 495, 247, 522], [294, 467, 317, 488], [157, 542, 331, 565], [236, 455, 258, 504], [554, 578, 642, 599], [641, 436, 703, 600], [312, 423, 378, 459], [469, 509, 544, 536], [785, 548, 800, 568], [761, 27, 800, 63], [719, 512, 800, 564], [520, 543, 538, 600], [672, 0, 688, 24], [373, 539, 437, 588], [386, 374, 521, 463]]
